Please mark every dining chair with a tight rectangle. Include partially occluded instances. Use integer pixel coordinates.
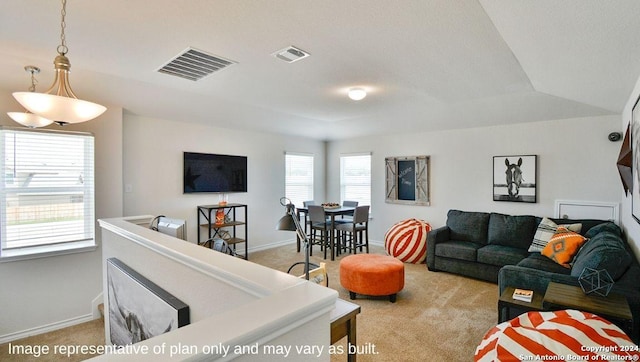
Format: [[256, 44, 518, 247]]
[[308, 205, 333, 259], [336, 200, 359, 224], [335, 205, 370, 254]]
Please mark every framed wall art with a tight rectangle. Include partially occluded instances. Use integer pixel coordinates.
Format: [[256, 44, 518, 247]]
[[385, 155, 430, 205], [107, 258, 189, 346], [493, 155, 537, 203], [632, 95, 640, 223]]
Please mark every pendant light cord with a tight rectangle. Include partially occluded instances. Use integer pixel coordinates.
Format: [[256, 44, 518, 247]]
[[57, 0, 68, 56]]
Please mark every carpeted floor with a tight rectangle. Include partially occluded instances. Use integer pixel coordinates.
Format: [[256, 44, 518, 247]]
[[0, 244, 498, 361]]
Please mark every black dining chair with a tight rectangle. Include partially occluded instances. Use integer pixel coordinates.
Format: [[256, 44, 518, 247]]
[[335, 205, 370, 254], [308, 205, 333, 259], [336, 200, 359, 224]]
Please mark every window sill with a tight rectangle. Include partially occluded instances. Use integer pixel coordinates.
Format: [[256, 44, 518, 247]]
[[0, 240, 97, 263]]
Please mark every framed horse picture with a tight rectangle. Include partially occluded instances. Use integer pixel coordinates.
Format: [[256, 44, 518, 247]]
[[493, 155, 537, 203]]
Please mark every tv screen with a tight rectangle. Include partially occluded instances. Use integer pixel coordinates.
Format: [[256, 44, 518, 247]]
[[183, 152, 247, 193]]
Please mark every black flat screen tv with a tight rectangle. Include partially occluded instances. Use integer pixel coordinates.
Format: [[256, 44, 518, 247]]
[[183, 152, 247, 193]]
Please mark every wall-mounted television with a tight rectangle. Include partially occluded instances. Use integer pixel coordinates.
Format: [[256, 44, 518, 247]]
[[183, 152, 247, 193]]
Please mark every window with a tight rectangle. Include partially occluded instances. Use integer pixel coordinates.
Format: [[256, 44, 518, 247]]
[[0, 128, 95, 261], [340, 153, 371, 206], [285, 153, 314, 209]]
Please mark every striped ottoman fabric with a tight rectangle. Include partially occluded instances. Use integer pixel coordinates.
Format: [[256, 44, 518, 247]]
[[475, 309, 640, 361], [384, 218, 431, 263]]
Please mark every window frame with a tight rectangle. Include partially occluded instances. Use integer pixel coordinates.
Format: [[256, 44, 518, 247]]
[[0, 127, 96, 262]]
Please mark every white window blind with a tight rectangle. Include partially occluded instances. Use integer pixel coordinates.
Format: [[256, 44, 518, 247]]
[[285, 153, 314, 209], [0, 128, 95, 260], [340, 153, 371, 206]]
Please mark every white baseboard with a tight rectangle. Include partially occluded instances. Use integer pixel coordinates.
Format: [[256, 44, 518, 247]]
[[0, 313, 96, 344], [91, 293, 104, 320]]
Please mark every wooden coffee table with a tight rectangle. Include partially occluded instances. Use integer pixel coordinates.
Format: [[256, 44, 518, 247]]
[[543, 281, 633, 335], [498, 286, 545, 323]]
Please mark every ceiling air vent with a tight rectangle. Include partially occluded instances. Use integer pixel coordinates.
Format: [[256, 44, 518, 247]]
[[273, 46, 310, 63], [157, 48, 236, 81]]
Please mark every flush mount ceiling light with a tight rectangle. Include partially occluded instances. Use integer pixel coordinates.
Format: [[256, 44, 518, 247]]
[[12, 0, 106, 125], [8, 66, 54, 128], [348, 88, 367, 101]]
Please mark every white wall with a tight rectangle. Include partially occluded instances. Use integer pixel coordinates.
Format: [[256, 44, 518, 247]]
[[0, 94, 124, 341], [327, 115, 624, 246], [122, 115, 326, 251]]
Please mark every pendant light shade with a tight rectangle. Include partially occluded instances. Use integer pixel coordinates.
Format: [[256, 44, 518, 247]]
[[12, 0, 106, 125], [7, 112, 54, 128], [7, 65, 54, 128]]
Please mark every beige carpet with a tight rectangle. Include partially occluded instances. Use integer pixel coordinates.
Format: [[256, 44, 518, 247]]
[[0, 244, 498, 361]]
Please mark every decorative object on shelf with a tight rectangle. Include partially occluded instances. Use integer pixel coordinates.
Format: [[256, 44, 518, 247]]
[[276, 197, 313, 281], [617, 124, 632, 196], [218, 193, 228, 206], [385, 155, 430, 206], [215, 208, 225, 225], [578, 267, 614, 297], [493, 155, 537, 203], [7, 66, 54, 128], [12, 0, 106, 125]]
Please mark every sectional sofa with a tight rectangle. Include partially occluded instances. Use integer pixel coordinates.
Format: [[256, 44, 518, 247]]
[[425, 209, 640, 340]]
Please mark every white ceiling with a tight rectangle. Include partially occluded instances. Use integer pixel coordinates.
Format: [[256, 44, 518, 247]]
[[1, 0, 639, 140]]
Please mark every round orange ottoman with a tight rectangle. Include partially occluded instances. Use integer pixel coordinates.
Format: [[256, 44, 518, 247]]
[[339, 254, 405, 302]]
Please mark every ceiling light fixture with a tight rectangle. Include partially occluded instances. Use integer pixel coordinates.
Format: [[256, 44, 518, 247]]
[[348, 88, 367, 101], [12, 0, 106, 125], [8, 66, 54, 128]]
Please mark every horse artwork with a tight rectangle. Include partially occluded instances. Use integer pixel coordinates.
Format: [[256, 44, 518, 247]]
[[493, 155, 537, 203]]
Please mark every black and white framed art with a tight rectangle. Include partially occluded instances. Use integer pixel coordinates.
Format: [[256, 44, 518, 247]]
[[493, 155, 537, 203]]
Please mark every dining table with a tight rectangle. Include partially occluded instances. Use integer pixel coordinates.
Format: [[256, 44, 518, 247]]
[[296, 205, 355, 260]]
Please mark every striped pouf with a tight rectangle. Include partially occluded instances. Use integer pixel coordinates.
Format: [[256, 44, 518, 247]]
[[475, 309, 640, 361], [384, 218, 431, 263]]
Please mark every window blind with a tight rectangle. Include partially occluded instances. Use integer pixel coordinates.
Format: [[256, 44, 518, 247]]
[[0, 128, 95, 257], [285, 153, 314, 209], [340, 153, 371, 206]]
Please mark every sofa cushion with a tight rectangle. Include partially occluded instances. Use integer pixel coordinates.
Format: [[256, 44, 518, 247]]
[[571, 229, 631, 280], [541, 227, 588, 268], [487, 213, 538, 249], [583, 221, 622, 239], [528, 217, 582, 252], [434, 241, 482, 262], [477, 245, 529, 267], [549, 218, 607, 236], [446, 210, 490, 244], [516, 253, 572, 275]]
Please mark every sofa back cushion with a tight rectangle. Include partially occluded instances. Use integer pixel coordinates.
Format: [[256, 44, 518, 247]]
[[446, 209, 490, 244], [571, 223, 631, 280], [549, 218, 608, 236], [487, 213, 538, 249]]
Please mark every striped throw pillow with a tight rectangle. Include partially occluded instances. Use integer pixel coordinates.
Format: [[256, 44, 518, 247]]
[[528, 217, 581, 252]]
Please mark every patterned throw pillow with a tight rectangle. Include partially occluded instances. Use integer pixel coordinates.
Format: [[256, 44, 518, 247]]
[[541, 226, 588, 267], [528, 217, 582, 252]]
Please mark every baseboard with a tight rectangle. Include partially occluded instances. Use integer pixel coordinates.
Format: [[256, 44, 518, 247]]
[[247, 238, 296, 253], [91, 293, 104, 320], [0, 313, 96, 344]]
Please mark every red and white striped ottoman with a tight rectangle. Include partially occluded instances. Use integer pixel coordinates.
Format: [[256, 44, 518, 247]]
[[475, 309, 640, 361], [384, 218, 431, 263]]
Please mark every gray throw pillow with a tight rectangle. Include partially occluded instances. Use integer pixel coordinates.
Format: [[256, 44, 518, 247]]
[[571, 231, 631, 280]]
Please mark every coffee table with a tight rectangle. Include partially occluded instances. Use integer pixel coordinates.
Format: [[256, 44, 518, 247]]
[[543, 281, 633, 336], [498, 286, 545, 323]]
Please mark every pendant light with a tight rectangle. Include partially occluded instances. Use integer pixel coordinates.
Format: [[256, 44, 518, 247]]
[[12, 0, 106, 125], [7, 66, 54, 128]]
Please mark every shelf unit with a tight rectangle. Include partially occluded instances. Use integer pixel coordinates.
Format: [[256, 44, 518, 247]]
[[197, 203, 248, 259]]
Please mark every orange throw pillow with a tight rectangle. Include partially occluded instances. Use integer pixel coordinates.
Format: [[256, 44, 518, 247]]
[[541, 226, 588, 268]]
